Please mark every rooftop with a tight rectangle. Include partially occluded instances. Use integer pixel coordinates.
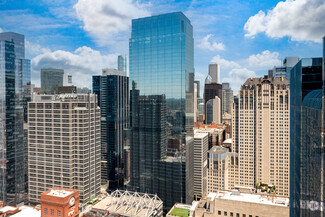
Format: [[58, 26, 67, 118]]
[[91, 190, 163, 217], [47, 189, 73, 198], [167, 203, 192, 217], [209, 191, 289, 207], [11, 206, 41, 217]]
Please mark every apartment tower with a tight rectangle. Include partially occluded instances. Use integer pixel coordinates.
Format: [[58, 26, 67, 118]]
[[28, 94, 101, 209]]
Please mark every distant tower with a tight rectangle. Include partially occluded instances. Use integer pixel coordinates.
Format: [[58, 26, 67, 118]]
[[222, 82, 233, 115], [206, 96, 221, 124], [209, 63, 220, 84], [118, 55, 127, 74], [204, 75, 222, 123]]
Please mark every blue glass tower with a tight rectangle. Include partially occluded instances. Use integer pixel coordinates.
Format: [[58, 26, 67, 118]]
[[93, 70, 129, 189], [0, 32, 28, 205], [129, 12, 194, 208], [290, 58, 323, 216]]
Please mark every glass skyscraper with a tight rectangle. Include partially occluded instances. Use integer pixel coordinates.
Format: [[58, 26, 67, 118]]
[[93, 70, 129, 189], [290, 58, 323, 216], [0, 32, 29, 205], [128, 12, 194, 208]]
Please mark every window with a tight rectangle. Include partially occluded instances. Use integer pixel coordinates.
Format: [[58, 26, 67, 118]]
[[57, 210, 61, 217], [230, 212, 233, 217], [224, 211, 227, 216], [50, 209, 54, 216], [44, 208, 48, 216]]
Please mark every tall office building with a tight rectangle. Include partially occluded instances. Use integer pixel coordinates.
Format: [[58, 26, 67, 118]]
[[222, 83, 233, 115], [93, 69, 129, 188], [206, 96, 221, 125], [41, 68, 72, 94], [0, 32, 30, 205], [129, 12, 194, 207], [233, 76, 290, 197], [27, 94, 101, 209], [118, 55, 127, 74], [289, 57, 323, 216], [204, 75, 222, 123], [209, 63, 220, 84], [192, 133, 208, 199], [270, 56, 299, 83]]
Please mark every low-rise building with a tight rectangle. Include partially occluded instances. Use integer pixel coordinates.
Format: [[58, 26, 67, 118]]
[[83, 190, 163, 217], [191, 190, 289, 217]]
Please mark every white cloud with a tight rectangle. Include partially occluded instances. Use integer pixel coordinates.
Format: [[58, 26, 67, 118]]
[[31, 46, 118, 88], [244, 0, 325, 42], [197, 34, 225, 51], [248, 50, 281, 69], [74, 0, 151, 46], [211, 54, 240, 70], [0, 27, 3, 33], [25, 40, 51, 56], [223, 68, 256, 85]]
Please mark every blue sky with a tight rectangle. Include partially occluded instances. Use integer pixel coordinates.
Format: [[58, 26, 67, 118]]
[[1, 0, 324, 94]]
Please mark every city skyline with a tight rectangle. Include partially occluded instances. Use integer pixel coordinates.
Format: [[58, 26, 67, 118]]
[[1, 0, 324, 93]]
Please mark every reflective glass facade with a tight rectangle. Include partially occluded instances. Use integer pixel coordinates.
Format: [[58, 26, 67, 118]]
[[93, 74, 129, 188], [129, 12, 194, 208], [290, 58, 323, 217], [0, 39, 25, 205]]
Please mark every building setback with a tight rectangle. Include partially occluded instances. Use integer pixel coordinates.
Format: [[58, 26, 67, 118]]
[[28, 94, 101, 209], [93, 70, 129, 188]]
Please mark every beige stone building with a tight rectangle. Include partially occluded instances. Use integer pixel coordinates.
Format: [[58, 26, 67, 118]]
[[191, 190, 289, 217], [232, 76, 290, 196], [28, 94, 101, 209], [207, 146, 238, 193]]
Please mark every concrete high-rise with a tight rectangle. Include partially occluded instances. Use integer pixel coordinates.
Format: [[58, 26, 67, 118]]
[[27, 94, 101, 209], [0, 32, 30, 205], [222, 83, 233, 115], [289, 57, 323, 217], [209, 63, 220, 84], [233, 76, 290, 197], [93, 69, 129, 188], [129, 12, 194, 207]]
